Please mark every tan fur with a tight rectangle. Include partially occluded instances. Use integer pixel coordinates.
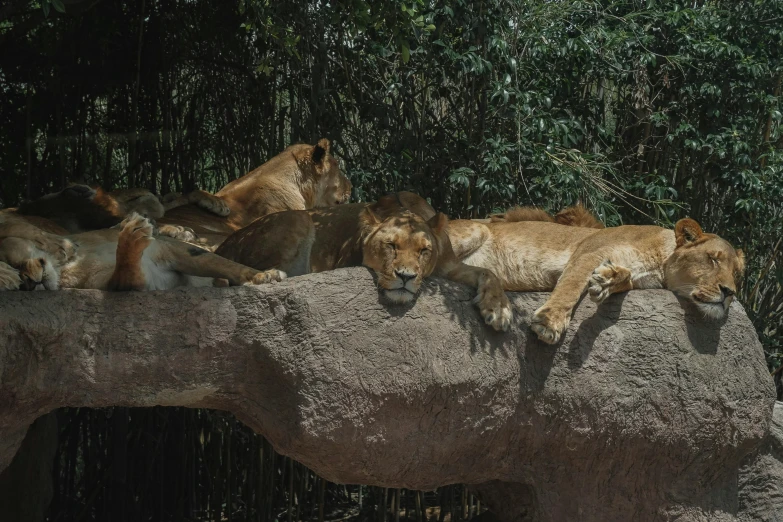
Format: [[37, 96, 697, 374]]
[[215, 192, 512, 332], [553, 204, 605, 229], [161, 190, 231, 217], [0, 261, 21, 290], [0, 213, 285, 291], [448, 216, 744, 344], [0, 211, 76, 263], [0, 237, 61, 290], [490, 207, 554, 223], [490, 204, 604, 229], [110, 188, 166, 219], [158, 139, 352, 248]]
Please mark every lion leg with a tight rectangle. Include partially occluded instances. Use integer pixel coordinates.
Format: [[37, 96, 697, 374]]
[[588, 260, 633, 304], [0, 221, 76, 263], [165, 242, 286, 286], [156, 223, 201, 244], [107, 213, 154, 291], [0, 261, 21, 291], [161, 192, 189, 212], [440, 262, 512, 332], [531, 254, 603, 344], [187, 190, 230, 217]]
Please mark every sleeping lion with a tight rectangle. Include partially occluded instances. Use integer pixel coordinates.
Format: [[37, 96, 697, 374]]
[[214, 193, 513, 332], [447, 209, 744, 344], [0, 213, 283, 292]]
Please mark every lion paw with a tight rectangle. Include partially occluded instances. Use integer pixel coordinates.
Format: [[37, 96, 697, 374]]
[[588, 260, 631, 304], [35, 235, 77, 264], [118, 213, 154, 254], [246, 269, 287, 285], [530, 307, 568, 344], [0, 262, 22, 291], [473, 284, 513, 332], [191, 192, 230, 217], [157, 224, 199, 243]]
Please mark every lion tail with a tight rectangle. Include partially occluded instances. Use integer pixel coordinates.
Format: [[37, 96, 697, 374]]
[[489, 203, 604, 229], [489, 206, 554, 223], [553, 204, 604, 229]]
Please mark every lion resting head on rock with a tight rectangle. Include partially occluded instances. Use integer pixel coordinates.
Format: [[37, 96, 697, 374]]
[[216, 192, 512, 331], [358, 204, 446, 304]]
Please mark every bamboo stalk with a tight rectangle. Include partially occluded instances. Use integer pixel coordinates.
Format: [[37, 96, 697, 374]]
[[318, 476, 326, 522], [287, 457, 294, 522]]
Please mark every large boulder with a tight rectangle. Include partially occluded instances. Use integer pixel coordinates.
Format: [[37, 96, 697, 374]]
[[0, 267, 775, 521]]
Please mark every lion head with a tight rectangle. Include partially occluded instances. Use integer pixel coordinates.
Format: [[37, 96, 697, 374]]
[[284, 138, 352, 208], [0, 237, 60, 290], [359, 198, 447, 304], [318, 169, 352, 207], [664, 218, 744, 320]]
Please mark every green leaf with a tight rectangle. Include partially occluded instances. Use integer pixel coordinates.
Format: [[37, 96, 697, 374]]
[[401, 41, 410, 63], [42, 0, 51, 17], [51, 0, 65, 13]]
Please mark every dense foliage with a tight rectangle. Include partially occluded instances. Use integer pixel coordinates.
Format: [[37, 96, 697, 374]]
[[1, 0, 782, 519]]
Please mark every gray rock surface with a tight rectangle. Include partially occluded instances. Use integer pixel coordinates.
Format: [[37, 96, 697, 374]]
[[0, 267, 775, 521]]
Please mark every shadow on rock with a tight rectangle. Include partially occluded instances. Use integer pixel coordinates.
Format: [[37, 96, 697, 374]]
[[567, 292, 627, 369]]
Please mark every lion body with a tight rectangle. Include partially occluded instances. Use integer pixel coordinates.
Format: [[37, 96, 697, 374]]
[[216, 193, 512, 331], [0, 213, 283, 292], [447, 217, 744, 343], [158, 140, 351, 248], [13, 184, 228, 237]]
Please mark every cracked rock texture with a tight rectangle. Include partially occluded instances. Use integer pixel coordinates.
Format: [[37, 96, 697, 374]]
[[0, 267, 776, 521]]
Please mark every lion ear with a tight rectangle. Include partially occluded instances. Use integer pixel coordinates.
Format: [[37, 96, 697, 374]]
[[311, 139, 331, 167], [674, 218, 704, 247], [427, 212, 448, 235], [735, 248, 746, 276]]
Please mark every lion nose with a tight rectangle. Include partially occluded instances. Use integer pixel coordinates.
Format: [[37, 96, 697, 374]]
[[720, 285, 735, 299], [395, 270, 415, 284]]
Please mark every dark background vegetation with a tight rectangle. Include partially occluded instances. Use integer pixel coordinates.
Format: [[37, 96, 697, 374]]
[[1, 0, 782, 519]]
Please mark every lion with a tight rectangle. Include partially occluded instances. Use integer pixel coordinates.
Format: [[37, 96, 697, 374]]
[[156, 139, 352, 248], [0, 213, 284, 291], [214, 193, 512, 332], [446, 214, 744, 344], [13, 184, 228, 236]]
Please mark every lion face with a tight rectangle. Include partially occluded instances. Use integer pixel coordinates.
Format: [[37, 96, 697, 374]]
[[664, 218, 744, 320], [0, 237, 60, 290], [294, 138, 352, 208], [360, 206, 445, 304]]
